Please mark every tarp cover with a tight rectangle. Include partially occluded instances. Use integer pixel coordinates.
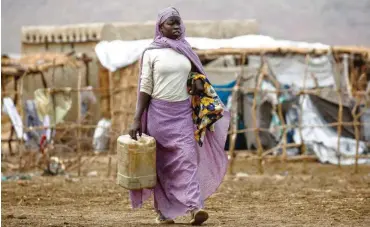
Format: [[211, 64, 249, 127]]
[[294, 95, 368, 165], [95, 35, 330, 72]]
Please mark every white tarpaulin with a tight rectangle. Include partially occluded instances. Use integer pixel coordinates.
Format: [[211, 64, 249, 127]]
[[248, 55, 336, 88], [95, 35, 330, 72], [294, 95, 368, 165], [2, 97, 28, 141]]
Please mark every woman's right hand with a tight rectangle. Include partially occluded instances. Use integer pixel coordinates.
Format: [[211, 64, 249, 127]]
[[130, 91, 151, 140], [129, 119, 142, 140]]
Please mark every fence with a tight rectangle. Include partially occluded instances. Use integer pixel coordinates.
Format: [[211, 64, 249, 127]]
[[1, 47, 369, 176], [221, 53, 369, 175]]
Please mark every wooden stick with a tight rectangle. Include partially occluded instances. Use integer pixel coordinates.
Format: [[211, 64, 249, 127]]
[[333, 53, 344, 168], [264, 89, 363, 100], [1, 91, 21, 96], [82, 155, 100, 175], [227, 99, 237, 174], [114, 158, 118, 179], [353, 100, 361, 174], [264, 57, 287, 162], [227, 55, 245, 175], [214, 87, 368, 97], [107, 156, 112, 178], [34, 87, 134, 94], [77, 155, 82, 176], [262, 142, 303, 157], [225, 150, 370, 161], [18, 73, 26, 172], [194, 46, 370, 57], [226, 121, 369, 134], [50, 63, 58, 143], [108, 71, 115, 178], [8, 81, 16, 156], [77, 68, 82, 176], [345, 54, 353, 98], [15, 119, 369, 136], [252, 57, 266, 174], [264, 155, 318, 163], [66, 153, 102, 171]]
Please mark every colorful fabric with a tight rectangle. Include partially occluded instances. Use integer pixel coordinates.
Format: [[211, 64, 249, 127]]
[[187, 72, 224, 146]]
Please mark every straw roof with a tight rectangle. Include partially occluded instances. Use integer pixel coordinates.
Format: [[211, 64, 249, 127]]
[[1, 52, 80, 77]]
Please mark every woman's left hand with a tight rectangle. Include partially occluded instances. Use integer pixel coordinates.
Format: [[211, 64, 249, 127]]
[[190, 79, 204, 95]]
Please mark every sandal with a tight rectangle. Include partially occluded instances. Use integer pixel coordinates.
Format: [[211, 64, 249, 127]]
[[155, 215, 175, 224], [190, 209, 209, 226]]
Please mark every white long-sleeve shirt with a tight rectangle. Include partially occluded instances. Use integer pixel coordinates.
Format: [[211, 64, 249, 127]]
[[139, 48, 191, 102]]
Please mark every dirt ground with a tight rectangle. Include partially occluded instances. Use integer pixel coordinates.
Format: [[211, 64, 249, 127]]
[[2, 158, 370, 227]]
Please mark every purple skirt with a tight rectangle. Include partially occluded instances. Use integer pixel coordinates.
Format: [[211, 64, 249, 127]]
[[130, 98, 229, 219]]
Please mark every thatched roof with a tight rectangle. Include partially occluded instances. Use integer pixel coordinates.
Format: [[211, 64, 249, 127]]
[[1, 52, 81, 77]]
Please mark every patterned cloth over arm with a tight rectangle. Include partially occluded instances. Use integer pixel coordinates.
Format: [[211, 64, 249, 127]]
[[187, 72, 224, 146]]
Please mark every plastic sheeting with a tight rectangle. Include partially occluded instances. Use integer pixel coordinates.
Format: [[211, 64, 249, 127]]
[[95, 35, 330, 72], [243, 95, 278, 150], [294, 95, 368, 165], [2, 97, 28, 141], [213, 80, 236, 106], [247, 55, 335, 89], [34, 88, 72, 124], [93, 118, 112, 152], [24, 100, 43, 148]]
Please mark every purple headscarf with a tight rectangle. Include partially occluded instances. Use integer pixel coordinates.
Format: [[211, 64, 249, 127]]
[[137, 6, 230, 131], [150, 7, 207, 76]]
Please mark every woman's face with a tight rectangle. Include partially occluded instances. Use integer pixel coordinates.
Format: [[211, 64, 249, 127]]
[[160, 16, 181, 40]]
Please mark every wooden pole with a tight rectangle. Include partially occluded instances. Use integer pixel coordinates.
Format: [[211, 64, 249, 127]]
[[107, 71, 115, 178], [228, 54, 245, 175], [252, 57, 266, 174], [77, 68, 82, 176], [214, 87, 365, 97], [8, 76, 17, 155], [345, 54, 353, 98], [50, 60, 57, 147], [354, 116, 361, 174], [348, 54, 361, 173], [18, 74, 25, 172], [263, 58, 288, 163], [194, 46, 370, 57], [227, 86, 238, 175], [333, 53, 344, 168], [352, 98, 361, 174]]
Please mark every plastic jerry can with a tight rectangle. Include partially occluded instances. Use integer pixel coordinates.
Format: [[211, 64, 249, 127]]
[[116, 134, 156, 190]]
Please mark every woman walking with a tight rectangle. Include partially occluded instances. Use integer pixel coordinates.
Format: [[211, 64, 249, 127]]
[[129, 7, 230, 225]]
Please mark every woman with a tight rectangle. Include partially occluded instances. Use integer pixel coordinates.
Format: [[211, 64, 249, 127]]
[[129, 7, 230, 225]]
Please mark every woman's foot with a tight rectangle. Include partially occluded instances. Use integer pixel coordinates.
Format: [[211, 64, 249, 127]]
[[155, 214, 175, 224], [190, 209, 209, 226]]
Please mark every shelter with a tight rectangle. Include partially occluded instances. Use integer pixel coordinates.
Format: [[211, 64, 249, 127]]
[[1, 52, 87, 159], [95, 34, 370, 173], [21, 20, 258, 54], [19, 20, 259, 122]]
